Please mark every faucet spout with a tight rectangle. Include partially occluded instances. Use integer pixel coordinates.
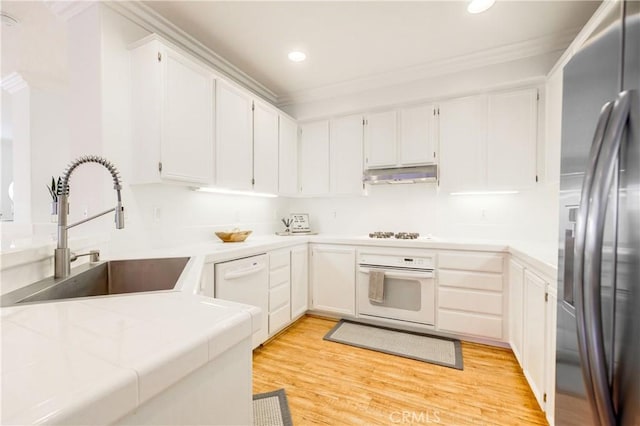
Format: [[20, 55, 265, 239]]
[[54, 155, 125, 278]]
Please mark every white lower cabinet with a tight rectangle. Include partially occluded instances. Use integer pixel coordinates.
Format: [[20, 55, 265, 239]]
[[436, 251, 506, 341], [290, 245, 309, 319], [508, 259, 525, 364], [310, 245, 356, 316], [269, 249, 291, 336], [523, 269, 547, 407], [508, 257, 557, 423]]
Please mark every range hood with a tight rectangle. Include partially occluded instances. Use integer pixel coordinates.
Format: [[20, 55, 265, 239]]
[[363, 165, 438, 185]]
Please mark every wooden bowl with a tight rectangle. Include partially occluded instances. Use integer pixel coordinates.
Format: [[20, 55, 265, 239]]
[[215, 230, 252, 243]]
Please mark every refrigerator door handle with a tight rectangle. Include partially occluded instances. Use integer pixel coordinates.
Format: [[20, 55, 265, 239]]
[[583, 90, 632, 426], [574, 100, 614, 421]]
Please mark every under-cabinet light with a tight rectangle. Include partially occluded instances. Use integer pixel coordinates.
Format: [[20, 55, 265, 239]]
[[467, 0, 495, 14], [450, 190, 519, 196], [193, 187, 278, 198]]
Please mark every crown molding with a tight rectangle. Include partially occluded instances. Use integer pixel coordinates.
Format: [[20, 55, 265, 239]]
[[1, 72, 28, 94], [105, 1, 278, 105], [43, 0, 96, 21], [278, 27, 579, 107]]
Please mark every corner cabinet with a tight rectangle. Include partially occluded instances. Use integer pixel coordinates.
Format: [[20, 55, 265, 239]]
[[278, 115, 298, 196], [310, 245, 356, 316], [438, 95, 487, 191], [290, 245, 309, 319], [253, 101, 279, 194], [299, 121, 330, 195], [330, 114, 364, 195], [130, 36, 215, 185], [215, 80, 254, 190], [487, 88, 538, 189], [438, 88, 539, 191]]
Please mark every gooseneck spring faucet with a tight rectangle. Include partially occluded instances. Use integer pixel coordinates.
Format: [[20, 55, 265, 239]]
[[54, 155, 125, 278]]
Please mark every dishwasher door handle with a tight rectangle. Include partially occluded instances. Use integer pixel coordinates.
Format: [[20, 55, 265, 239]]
[[224, 263, 266, 280]]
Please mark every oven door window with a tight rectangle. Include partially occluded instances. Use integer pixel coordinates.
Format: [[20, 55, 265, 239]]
[[373, 276, 422, 311]]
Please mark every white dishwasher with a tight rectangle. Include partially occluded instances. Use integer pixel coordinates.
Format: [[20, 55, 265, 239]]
[[215, 254, 268, 349]]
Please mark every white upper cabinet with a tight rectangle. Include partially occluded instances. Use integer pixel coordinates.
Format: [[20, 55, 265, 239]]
[[399, 104, 437, 165], [299, 121, 330, 195], [278, 114, 298, 196], [131, 37, 215, 185], [253, 101, 279, 194], [215, 81, 253, 190], [487, 88, 538, 189], [364, 110, 397, 169], [330, 114, 364, 195], [438, 95, 487, 191]]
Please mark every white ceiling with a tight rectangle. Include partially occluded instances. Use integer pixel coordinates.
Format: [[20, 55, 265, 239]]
[[145, 1, 601, 105]]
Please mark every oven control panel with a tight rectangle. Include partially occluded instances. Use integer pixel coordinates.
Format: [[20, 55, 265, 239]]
[[359, 253, 434, 270]]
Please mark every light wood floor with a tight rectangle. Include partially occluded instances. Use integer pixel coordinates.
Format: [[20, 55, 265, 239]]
[[253, 316, 547, 425]]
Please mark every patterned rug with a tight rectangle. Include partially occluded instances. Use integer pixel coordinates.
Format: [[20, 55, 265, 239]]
[[324, 319, 463, 370], [253, 388, 293, 426]]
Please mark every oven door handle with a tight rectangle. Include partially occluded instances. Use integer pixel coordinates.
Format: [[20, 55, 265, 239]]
[[358, 267, 434, 280]]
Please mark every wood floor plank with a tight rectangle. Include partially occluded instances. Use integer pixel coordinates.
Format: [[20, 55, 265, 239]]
[[253, 316, 547, 425]]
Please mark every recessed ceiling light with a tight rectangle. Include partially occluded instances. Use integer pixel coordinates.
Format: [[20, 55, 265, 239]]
[[288, 51, 306, 62], [467, 0, 495, 14]]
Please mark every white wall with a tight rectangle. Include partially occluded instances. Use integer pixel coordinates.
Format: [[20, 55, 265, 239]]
[[282, 53, 557, 122], [65, 5, 286, 252], [287, 182, 559, 243]]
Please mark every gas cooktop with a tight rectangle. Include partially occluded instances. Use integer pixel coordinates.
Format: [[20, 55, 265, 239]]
[[368, 232, 420, 240]]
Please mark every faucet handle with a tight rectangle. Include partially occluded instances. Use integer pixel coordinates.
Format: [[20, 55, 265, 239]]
[[70, 250, 101, 263]]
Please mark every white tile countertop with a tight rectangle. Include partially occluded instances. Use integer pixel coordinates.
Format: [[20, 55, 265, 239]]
[[0, 233, 558, 424], [1, 292, 259, 425]]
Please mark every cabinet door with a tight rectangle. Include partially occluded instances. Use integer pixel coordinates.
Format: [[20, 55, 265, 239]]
[[545, 70, 563, 184], [487, 89, 538, 189], [399, 104, 437, 165], [364, 110, 397, 169], [291, 245, 309, 319], [216, 81, 253, 190], [253, 102, 279, 194], [545, 288, 557, 424], [278, 115, 298, 195], [299, 121, 330, 195], [523, 269, 547, 409], [330, 114, 363, 195], [438, 96, 486, 190], [311, 246, 355, 316], [508, 259, 525, 365], [161, 48, 215, 183]]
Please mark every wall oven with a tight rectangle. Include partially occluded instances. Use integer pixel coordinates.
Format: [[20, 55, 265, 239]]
[[357, 252, 435, 326]]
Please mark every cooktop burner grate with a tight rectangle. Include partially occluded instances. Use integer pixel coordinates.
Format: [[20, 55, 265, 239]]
[[368, 232, 420, 239]]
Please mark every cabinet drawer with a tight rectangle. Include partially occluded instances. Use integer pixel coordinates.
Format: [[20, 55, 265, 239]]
[[438, 310, 503, 340], [438, 252, 504, 273], [438, 288, 503, 315], [269, 282, 290, 311], [438, 270, 503, 291], [269, 303, 291, 335], [270, 250, 290, 270], [269, 266, 290, 289]]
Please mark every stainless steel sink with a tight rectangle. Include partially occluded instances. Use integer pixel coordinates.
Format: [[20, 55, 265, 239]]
[[0, 257, 190, 307]]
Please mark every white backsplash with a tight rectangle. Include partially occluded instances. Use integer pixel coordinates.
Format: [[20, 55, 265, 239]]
[[287, 182, 559, 243]]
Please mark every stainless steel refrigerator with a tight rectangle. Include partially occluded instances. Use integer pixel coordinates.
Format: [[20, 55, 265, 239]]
[[556, 0, 639, 425]]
